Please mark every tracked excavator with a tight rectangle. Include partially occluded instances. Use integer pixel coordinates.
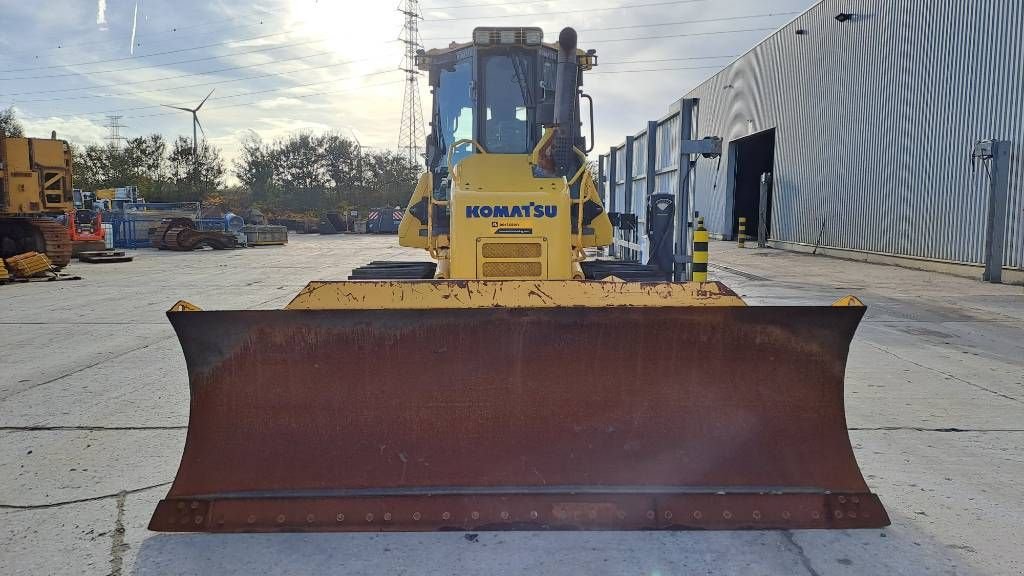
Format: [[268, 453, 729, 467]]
[[151, 27, 889, 532], [0, 134, 74, 268]]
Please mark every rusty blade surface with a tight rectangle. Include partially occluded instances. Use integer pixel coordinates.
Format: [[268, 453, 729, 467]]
[[150, 306, 889, 532]]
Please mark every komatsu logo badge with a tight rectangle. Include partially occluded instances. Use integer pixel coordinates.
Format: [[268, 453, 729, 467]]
[[466, 203, 558, 218]]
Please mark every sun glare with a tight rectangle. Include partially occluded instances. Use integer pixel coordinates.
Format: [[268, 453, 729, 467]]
[[286, 0, 402, 67]]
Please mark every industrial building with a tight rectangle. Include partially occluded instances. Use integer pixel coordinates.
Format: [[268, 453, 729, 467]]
[[601, 0, 1024, 284]]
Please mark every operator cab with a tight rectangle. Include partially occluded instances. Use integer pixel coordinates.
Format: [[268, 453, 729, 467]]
[[419, 28, 597, 173], [416, 27, 596, 231]]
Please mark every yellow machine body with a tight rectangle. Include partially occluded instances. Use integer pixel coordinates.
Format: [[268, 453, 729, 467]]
[[400, 151, 612, 280], [285, 279, 746, 310], [0, 136, 74, 267], [0, 136, 74, 215]]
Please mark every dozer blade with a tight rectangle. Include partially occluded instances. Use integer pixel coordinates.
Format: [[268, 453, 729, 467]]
[[151, 281, 888, 532]]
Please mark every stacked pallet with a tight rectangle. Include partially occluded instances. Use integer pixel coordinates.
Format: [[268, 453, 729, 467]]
[[4, 252, 54, 278]]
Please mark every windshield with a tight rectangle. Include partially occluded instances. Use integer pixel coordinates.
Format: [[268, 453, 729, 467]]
[[436, 54, 474, 169], [481, 51, 532, 154]]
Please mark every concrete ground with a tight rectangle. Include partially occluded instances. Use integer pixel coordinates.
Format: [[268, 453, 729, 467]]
[[1, 234, 1021, 576]]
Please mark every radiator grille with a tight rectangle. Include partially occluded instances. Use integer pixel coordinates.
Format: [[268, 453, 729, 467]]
[[481, 243, 542, 259], [481, 261, 542, 277]]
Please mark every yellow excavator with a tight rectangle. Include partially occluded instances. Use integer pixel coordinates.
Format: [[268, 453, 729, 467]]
[[150, 27, 888, 533], [0, 133, 74, 268]]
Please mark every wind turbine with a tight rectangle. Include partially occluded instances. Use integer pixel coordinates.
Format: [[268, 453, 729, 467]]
[[163, 89, 214, 155]]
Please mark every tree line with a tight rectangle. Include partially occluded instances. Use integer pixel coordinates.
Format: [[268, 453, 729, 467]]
[[1, 107, 420, 216]]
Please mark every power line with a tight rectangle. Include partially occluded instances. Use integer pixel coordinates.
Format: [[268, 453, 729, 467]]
[[1, 48, 353, 99], [418, 11, 792, 41], [123, 75, 406, 121], [577, 12, 798, 33], [10, 30, 771, 117], [599, 55, 738, 65], [0, 30, 294, 74], [0, 39, 330, 82], [589, 64, 729, 74], [586, 27, 777, 44], [0, 12, 276, 61], [18, 51, 741, 120], [424, 0, 555, 10], [18, 69, 403, 120], [0, 5, 282, 60], [422, 0, 705, 22]]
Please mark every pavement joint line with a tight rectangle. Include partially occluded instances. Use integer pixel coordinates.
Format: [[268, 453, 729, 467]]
[[864, 340, 1022, 405], [860, 319, 1022, 324], [0, 425, 187, 431], [0, 322, 168, 325], [780, 531, 821, 576], [708, 263, 771, 282], [0, 335, 177, 402], [848, 427, 1024, 432], [109, 491, 128, 576], [0, 481, 171, 511]]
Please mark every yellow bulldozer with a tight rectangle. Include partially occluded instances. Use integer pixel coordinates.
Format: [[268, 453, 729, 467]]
[[150, 27, 888, 532], [0, 133, 74, 268]]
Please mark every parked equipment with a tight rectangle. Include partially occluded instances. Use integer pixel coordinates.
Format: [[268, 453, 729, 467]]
[[151, 27, 887, 533], [69, 209, 107, 255], [241, 224, 288, 246], [149, 218, 237, 251], [0, 134, 74, 268], [366, 206, 402, 234], [319, 211, 350, 235]]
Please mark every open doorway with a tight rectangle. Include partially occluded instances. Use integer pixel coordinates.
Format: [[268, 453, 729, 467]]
[[729, 129, 775, 240]]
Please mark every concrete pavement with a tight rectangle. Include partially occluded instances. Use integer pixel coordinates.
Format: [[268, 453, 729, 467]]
[[1, 235, 1021, 575]]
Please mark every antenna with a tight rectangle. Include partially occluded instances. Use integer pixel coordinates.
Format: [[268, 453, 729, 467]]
[[397, 0, 424, 168], [104, 115, 127, 148]]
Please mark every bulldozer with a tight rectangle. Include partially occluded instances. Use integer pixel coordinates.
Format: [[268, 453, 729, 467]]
[[150, 27, 889, 532], [0, 133, 74, 268]]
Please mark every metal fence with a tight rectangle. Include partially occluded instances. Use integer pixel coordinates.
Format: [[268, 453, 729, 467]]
[[601, 107, 693, 264], [109, 202, 201, 248]]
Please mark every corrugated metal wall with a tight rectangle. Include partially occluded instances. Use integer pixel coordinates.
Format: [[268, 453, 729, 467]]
[[605, 0, 1024, 269]]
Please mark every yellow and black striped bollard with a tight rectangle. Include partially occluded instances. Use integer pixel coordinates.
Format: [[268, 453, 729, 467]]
[[693, 217, 708, 282], [737, 217, 747, 248]]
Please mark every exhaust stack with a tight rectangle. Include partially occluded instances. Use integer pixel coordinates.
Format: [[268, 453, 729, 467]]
[[552, 27, 578, 178]]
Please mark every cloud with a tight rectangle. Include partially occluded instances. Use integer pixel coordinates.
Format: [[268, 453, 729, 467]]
[[18, 112, 109, 146], [253, 97, 305, 110]]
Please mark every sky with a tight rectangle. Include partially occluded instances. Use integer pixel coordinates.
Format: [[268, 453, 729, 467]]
[[0, 0, 819, 182]]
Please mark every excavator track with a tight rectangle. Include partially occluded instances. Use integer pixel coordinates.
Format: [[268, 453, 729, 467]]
[[0, 217, 72, 269], [32, 219, 72, 268]]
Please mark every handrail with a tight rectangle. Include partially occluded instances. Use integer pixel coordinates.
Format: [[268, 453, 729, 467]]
[[446, 138, 487, 175], [571, 146, 589, 256]]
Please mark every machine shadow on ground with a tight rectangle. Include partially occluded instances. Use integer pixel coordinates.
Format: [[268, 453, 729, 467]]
[[132, 516, 976, 576]]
